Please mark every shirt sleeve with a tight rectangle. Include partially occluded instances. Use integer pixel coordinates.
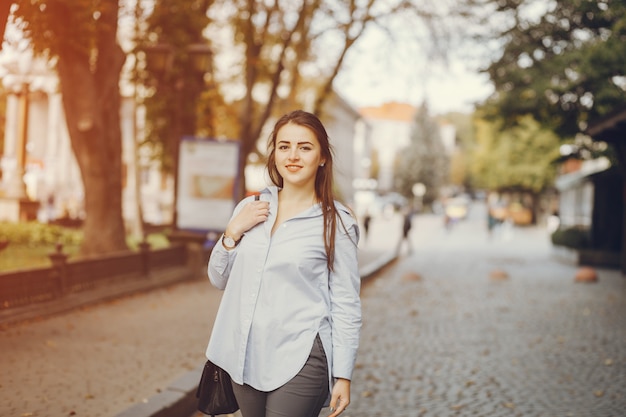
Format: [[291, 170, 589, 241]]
[[207, 236, 238, 290], [206, 195, 253, 290], [329, 210, 361, 380]]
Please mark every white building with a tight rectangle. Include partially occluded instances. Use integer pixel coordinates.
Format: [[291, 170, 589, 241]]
[[0, 52, 84, 222], [0, 49, 167, 227], [320, 92, 371, 206], [358, 102, 416, 192]]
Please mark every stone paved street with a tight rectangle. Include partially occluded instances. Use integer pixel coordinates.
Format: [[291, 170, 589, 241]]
[[343, 203, 626, 417]]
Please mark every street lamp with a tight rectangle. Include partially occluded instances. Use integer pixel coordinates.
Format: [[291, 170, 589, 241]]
[[142, 42, 212, 76], [412, 182, 426, 213]]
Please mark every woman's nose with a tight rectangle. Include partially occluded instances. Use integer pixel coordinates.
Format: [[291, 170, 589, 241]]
[[288, 148, 299, 160]]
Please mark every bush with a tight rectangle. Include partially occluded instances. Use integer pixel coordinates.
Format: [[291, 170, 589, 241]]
[[0, 221, 83, 247], [551, 226, 589, 249], [0, 223, 172, 272], [0, 222, 83, 271]]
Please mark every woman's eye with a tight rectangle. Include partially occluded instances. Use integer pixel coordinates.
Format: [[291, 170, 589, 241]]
[[278, 145, 289, 150], [300, 146, 312, 151]]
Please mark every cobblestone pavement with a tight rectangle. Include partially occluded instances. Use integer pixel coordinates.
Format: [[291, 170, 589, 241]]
[[343, 204, 626, 417]]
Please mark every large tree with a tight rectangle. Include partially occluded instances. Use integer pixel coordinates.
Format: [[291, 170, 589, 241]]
[[11, 0, 128, 256], [478, 0, 626, 138]]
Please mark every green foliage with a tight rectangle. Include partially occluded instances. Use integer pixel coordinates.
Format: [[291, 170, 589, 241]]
[[0, 222, 82, 270], [551, 226, 590, 249], [13, 0, 108, 58], [480, 0, 626, 137], [0, 225, 171, 271], [126, 232, 170, 250], [0, 222, 83, 247], [470, 113, 560, 193], [138, 0, 213, 174], [0, 244, 79, 271]]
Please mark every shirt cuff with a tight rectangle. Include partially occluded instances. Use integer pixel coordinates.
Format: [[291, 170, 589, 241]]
[[332, 346, 357, 380]]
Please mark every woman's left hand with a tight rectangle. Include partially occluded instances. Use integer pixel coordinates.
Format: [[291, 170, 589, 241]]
[[328, 378, 351, 417]]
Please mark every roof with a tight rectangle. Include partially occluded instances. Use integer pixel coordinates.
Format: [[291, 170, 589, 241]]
[[359, 102, 416, 122], [554, 157, 612, 191], [586, 107, 626, 143]]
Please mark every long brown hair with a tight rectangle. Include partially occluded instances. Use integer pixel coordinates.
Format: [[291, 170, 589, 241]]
[[266, 110, 343, 271]]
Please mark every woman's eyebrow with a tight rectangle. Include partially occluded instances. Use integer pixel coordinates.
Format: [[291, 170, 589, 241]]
[[277, 140, 314, 145]]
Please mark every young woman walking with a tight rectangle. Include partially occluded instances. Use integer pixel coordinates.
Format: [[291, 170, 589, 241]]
[[205, 110, 361, 417]]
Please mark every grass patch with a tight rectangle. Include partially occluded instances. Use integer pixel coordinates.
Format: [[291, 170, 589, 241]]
[[0, 220, 171, 272], [0, 243, 81, 271]]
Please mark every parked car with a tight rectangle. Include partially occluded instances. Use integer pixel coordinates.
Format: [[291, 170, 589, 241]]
[[444, 197, 469, 220]]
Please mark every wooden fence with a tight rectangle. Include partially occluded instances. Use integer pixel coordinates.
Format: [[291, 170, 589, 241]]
[[0, 243, 202, 325]]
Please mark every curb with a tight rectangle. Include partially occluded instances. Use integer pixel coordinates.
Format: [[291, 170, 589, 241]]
[[114, 250, 398, 417], [359, 250, 398, 280], [114, 365, 203, 417]]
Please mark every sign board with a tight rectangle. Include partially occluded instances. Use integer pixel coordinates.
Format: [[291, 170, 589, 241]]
[[176, 137, 240, 232]]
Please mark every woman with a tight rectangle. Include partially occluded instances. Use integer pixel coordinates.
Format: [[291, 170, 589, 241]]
[[205, 110, 361, 417]]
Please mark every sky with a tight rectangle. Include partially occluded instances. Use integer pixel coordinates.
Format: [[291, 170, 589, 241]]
[[336, 55, 494, 116], [331, 2, 499, 116]]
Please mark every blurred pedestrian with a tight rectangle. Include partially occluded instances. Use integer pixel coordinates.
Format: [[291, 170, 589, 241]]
[[363, 210, 372, 242], [205, 110, 361, 417], [46, 194, 56, 223], [397, 207, 414, 254]]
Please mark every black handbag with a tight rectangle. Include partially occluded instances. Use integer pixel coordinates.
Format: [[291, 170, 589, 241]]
[[196, 360, 239, 416]]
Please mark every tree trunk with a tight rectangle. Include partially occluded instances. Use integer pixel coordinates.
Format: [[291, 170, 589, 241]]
[[56, 5, 128, 256]]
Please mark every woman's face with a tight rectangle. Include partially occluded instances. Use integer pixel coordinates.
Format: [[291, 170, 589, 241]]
[[274, 122, 325, 190]]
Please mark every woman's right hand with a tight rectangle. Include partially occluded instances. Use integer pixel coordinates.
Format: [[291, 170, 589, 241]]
[[225, 198, 270, 240]]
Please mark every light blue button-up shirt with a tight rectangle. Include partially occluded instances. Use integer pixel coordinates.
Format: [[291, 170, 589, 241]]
[[205, 186, 361, 394]]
